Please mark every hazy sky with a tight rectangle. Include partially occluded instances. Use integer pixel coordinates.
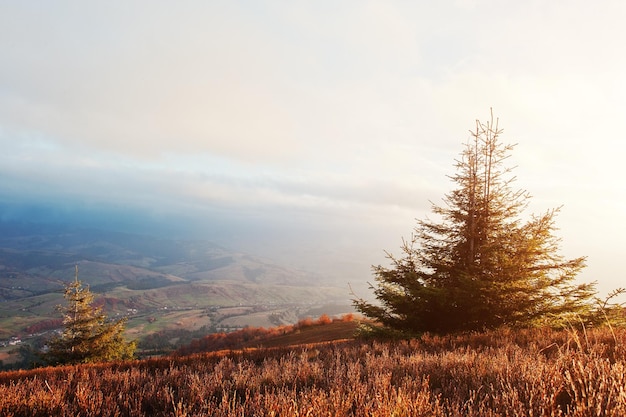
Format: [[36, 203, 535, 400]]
[[1, 1, 625, 297]]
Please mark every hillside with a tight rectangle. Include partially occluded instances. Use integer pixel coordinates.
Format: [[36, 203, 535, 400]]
[[0, 222, 354, 359], [173, 314, 359, 356], [1, 326, 625, 415]]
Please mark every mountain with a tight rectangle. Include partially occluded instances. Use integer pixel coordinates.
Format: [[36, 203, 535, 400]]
[[0, 221, 354, 343]]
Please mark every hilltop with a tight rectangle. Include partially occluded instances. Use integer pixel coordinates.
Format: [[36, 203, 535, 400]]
[[1, 325, 625, 415]]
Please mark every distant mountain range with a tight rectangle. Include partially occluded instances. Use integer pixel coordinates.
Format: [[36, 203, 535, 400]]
[[0, 221, 353, 342]]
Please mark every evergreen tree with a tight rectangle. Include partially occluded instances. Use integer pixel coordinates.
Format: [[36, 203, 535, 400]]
[[45, 266, 136, 365], [354, 111, 596, 334]]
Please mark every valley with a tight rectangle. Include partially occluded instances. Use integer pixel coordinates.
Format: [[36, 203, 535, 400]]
[[0, 222, 355, 365]]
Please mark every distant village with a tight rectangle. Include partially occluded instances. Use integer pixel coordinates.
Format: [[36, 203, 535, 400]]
[[0, 337, 22, 347]]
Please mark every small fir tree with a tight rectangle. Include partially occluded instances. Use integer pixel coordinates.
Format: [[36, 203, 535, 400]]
[[354, 111, 596, 334], [45, 266, 135, 364]]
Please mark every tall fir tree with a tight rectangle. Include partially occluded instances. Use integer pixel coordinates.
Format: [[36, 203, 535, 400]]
[[45, 266, 135, 365], [354, 111, 596, 334]]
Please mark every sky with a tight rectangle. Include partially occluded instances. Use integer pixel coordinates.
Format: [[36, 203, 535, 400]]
[[1, 1, 625, 298]]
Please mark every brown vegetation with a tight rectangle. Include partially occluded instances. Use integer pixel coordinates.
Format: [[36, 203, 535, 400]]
[[1, 326, 625, 416], [23, 318, 63, 335], [176, 313, 357, 355]]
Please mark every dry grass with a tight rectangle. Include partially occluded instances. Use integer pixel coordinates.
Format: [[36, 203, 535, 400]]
[[0, 326, 625, 416], [176, 314, 358, 355]]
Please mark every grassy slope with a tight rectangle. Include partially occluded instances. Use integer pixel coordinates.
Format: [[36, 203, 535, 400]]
[[171, 316, 360, 356], [243, 320, 359, 348], [1, 326, 626, 416]]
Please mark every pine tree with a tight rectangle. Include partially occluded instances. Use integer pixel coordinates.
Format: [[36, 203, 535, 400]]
[[354, 111, 596, 334], [45, 266, 136, 365]]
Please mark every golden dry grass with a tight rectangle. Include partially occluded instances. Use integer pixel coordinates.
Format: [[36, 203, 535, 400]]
[[0, 326, 625, 416]]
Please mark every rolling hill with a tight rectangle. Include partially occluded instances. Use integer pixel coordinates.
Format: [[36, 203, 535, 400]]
[[0, 221, 354, 346]]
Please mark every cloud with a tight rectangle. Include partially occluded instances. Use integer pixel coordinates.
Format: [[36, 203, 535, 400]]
[[1, 1, 626, 295], [0, 133, 437, 221], [0, 2, 305, 163], [0, 2, 485, 167], [3, 0, 623, 173]]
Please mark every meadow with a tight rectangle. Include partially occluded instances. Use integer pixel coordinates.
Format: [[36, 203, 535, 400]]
[[1, 324, 625, 416]]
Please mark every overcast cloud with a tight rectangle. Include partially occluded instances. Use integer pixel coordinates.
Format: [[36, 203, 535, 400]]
[[1, 1, 625, 296]]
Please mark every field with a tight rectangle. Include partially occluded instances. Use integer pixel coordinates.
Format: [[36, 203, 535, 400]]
[[1, 325, 625, 416]]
